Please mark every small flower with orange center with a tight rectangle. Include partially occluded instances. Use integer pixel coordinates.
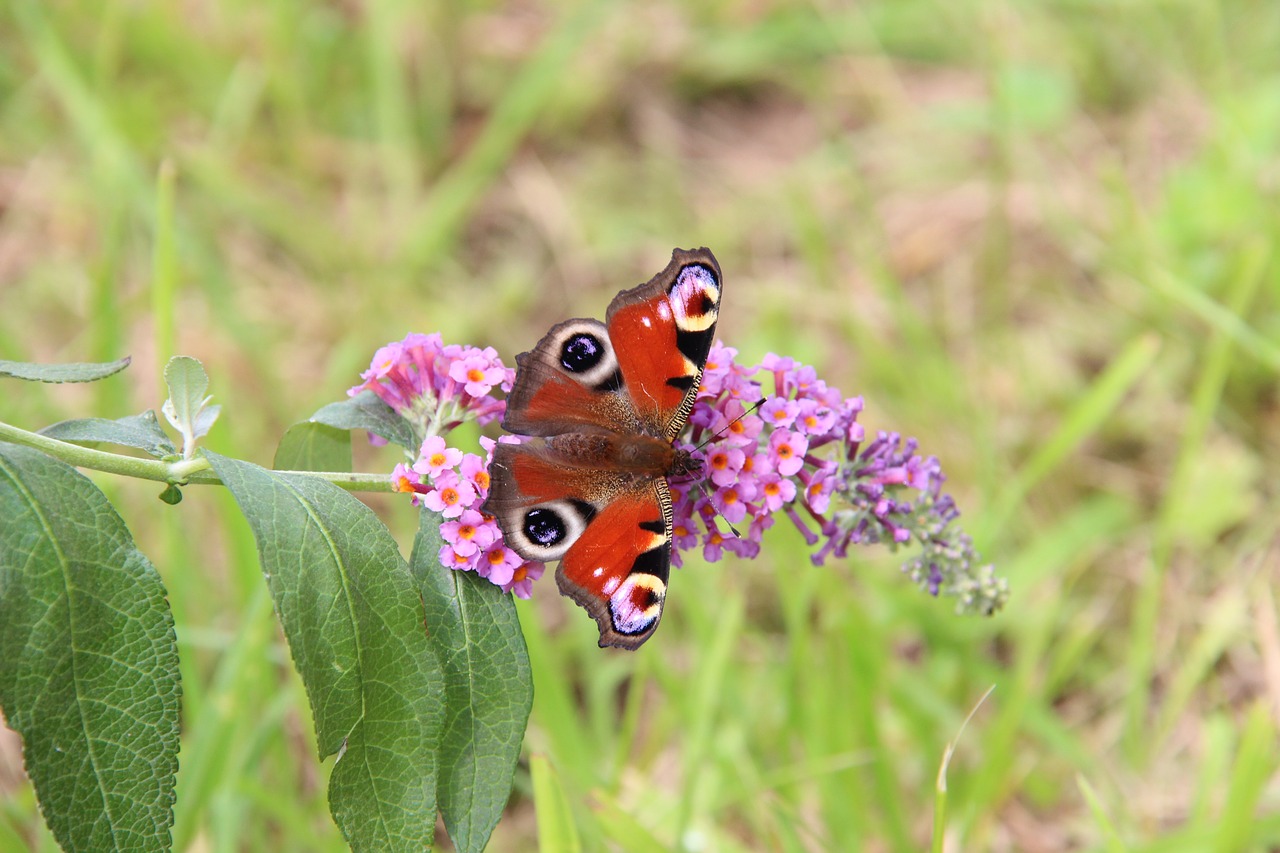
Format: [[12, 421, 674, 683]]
[[423, 471, 474, 519], [390, 463, 431, 499], [441, 509, 496, 558], [706, 446, 745, 487], [768, 429, 807, 476], [502, 560, 544, 598], [448, 348, 507, 398], [759, 474, 796, 512], [414, 435, 463, 478]]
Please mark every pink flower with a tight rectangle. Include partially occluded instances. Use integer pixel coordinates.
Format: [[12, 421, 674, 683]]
[[459, 453, 491, 498], [704, 445, 745, 487], [448, 348, 507, 398], [414, 435, 464, 479], [390, 463, 431, 505], [439, 544, 477, 572], [423, 470, 476, 519], [801, 470, 837, 513], [698, 398, 763, 448], [711, 484, 750, 524], [758, 474, 796, 512], [666, 342, 1004, 616], [350, 333, 514, 432], [503, 560, 545, 599], [761, 397, 799, 429], [441, 510, 497, 557], [478, 543, 522, 586], [768, 430, 808, 477], [795, 400, 837, 437], [703, 529, 725, 562], [698, 342, 739, 397]]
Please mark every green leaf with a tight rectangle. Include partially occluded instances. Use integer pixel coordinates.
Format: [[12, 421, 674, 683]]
[[207, 452, 445, 852], [0, 444, 181, 853], [274, 422, 353, 473], [310, 391, 418, 452], [1076, 774, 1126, 853], [40, 411, 179, 459], [0, 356, 131, 383], [411, 512, 531, 853], [1216, 701, 1278, 853], [162, 355, 210, 426], [161, 356, 220, 455]]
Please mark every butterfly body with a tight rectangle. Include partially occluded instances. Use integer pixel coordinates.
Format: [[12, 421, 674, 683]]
[[483, 248, 722, 649]]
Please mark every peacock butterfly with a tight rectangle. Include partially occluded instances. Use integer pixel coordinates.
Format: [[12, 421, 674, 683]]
[[482, 248, 722, 649]]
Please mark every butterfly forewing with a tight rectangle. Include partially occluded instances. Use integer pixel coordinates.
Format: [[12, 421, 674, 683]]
[[500, 319, 641, 438], [606, 248, 722, 437]]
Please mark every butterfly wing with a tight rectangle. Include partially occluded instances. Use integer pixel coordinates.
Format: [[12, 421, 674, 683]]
[[605, 247, 722, 438], [555, 486, 671, 649], [500, 318, 642, 438], [486, 441, 671, 649]]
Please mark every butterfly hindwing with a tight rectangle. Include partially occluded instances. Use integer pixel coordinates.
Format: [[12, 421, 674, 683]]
[[485, 440, 626, 561], [486, 441, 672, 649]]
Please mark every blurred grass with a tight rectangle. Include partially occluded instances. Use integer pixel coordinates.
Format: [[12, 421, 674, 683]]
[[3, 0, 1280, 850]]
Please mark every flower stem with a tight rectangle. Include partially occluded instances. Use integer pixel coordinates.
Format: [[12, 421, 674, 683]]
[[0, 420, 394, 492]]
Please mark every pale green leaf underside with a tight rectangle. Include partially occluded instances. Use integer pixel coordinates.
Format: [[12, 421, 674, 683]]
[[274, 422, 353, 473], [310, 391, 418, 452], [161, 356, 209, 432], [0, 357, 131, 384], [40, 411, 178, 459]]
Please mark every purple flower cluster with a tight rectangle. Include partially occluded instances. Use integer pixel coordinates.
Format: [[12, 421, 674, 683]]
[[359, 333, 1005, 615], [671, 343, 1006, 616], [356, 335, 543, 597], [348, 333, 512, 439]]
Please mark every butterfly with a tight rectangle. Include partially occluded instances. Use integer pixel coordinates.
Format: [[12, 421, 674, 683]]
[[482, 248, 722, 649]]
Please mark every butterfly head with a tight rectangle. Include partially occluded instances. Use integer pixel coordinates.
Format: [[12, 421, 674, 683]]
[[668, 447, 704, 481]]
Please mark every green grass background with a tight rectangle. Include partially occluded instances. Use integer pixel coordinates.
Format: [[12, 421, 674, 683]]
[[3, 1, 1279, 850]]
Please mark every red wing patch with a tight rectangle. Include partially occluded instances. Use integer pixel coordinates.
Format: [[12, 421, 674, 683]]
[[606, 253, 721, 437], [608, 300, 693, 430], [501, 357, 635, 438]]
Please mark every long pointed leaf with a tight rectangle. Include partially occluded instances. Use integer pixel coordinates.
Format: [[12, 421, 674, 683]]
[[411, 512, 531, 853], [0, 356, 131, 384], [273, 422, 353, 473], [207, 452, 444, 852], [40, 411, 178, 459], [309, 391, 418, 452], [0, 444, 180, 852]]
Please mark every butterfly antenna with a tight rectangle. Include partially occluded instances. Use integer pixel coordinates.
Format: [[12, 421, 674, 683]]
[[694, 478, 742, 539], [692, 397, 766, 453], [688, 398, 763, 538]]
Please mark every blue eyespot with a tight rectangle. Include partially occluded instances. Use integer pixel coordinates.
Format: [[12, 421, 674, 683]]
[[560, 334, 603, 373]]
